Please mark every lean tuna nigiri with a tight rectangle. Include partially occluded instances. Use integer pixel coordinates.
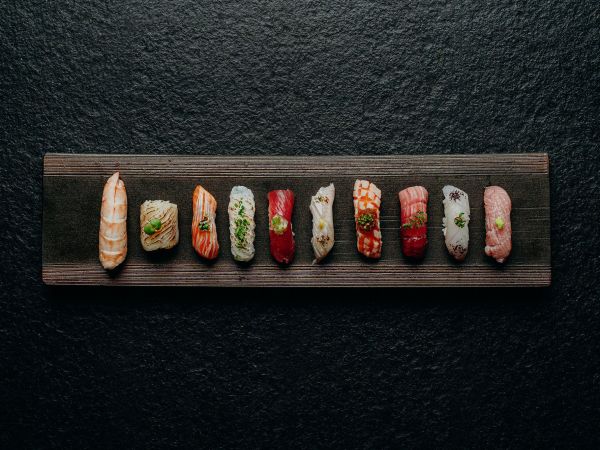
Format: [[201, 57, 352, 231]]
[[99, 172, 127, 270], [442, 185, 470, 261], [353, 180, 382, 259], [399, 186, 428, 259], [192, 185, 219, 260], [484, 186, 512, 263], [268, 189, 295, 264], [310, 183, 335, 263], [228, 186, 256, 262]]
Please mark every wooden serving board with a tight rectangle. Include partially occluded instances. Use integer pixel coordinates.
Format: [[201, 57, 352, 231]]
[[42, 153, 551, 287]]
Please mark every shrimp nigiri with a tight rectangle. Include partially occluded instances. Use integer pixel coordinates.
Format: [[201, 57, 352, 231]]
[[268, 190, 295, 264], [192, 185, 219, 260], [442, 185, 470, 261], [310, 183, 335, 263], [399, 186, 428, 259], [484, 186, 512, 263], [99, 172, 127, 270], [353, 180, 382, 259]]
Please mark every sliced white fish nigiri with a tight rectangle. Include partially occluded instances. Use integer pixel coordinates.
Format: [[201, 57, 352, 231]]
[[310, 183, 335, 263], [442, 185, 470, 261], [228, 186, 256, 262]]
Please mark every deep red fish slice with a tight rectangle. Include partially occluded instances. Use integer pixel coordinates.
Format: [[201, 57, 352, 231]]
[[399, 186, 429, 259], [268, 190, 295, 264]]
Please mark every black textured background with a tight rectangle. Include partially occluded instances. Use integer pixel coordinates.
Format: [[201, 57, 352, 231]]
[[2, 1, 600, 448]]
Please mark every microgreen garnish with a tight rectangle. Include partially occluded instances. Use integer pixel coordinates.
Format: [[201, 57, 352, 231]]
[[454, 212, 466, 228], [198, 216, 211, 231], [402, 210, 427, 229], [357, 212, 375, 231]]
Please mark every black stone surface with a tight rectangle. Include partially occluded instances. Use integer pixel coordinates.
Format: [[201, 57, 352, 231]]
[[1, 1, 600, 447]]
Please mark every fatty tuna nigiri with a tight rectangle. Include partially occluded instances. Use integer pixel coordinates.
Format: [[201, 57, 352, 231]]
[[442, 185, 470, 261], [310, 183, 335, 263], [484, 186, 512, 263], [192, 185, 219, 260], [99, 172, 127, 270], [228, 186, 256, 262], [399, 186, 428, 259], [268, 189, 295, 264], [353, 180, 382, 259]]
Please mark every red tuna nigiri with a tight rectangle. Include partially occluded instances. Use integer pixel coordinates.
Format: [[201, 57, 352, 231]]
[[399, 186, 428, 258], [268, 189, 295, 264], [484, 186, 512, 263]]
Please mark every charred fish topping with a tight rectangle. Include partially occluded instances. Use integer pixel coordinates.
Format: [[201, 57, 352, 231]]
[[449, 190, 462, 201]]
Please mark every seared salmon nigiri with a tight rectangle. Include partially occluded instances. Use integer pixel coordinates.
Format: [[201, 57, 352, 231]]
[[353, 180, 382, 259], [399, 186, 428, 259], [99, 172, 127, 270], [484, 186, 512, 263], [268, 189, 295, 264], [192, 185, 219, 260]]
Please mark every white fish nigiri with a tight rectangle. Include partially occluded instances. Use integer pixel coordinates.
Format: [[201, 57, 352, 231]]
[[228, 186, 256, 262], [310, 183, 335, 263], [442, 185, 470, 261]]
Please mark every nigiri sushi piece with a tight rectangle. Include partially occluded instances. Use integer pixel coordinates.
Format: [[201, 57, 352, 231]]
[[353, 180, 382, 259], [442, 185, 470, 261], [140, 200, 179, 251], [228, 186, 256, 262], [268, 189, 295, 264], [192, 185, 219, 260], [310, 183, 335, 263], [399, 186, 428, 259], [99, 172, 127, 270], [484, 186, 512, 263]]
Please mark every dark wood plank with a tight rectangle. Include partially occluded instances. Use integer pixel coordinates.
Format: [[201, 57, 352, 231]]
[[42, 153, 551, 287]]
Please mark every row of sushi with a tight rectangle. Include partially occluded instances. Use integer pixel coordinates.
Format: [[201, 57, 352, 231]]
[[99, 172, 512, 270]]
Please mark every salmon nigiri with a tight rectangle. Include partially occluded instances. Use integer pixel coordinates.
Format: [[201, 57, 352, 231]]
[[99, 172, 127, 270], [484, 186, 512, 263], [399, 186, 428, 259], [268, 189, 295, 264], [192, 185, 219, 260], [353, 180, 382, 259]]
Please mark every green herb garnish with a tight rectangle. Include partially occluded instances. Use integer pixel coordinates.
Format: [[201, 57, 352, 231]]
[[271, 214, 287, 234], [149, 218, 162, 230], [402, 210, 427, 229], [234, 217, 250, 248], [495, 217, 505, 230], [144, 224, 157, 235], [357, 212, 375, 231], [143, 218, 162, 235], [454, 212, 466, 228], [198, 216, 211, 231]]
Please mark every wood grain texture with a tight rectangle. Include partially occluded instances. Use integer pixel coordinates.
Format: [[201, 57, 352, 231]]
[[42, 153, 551, 287]]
